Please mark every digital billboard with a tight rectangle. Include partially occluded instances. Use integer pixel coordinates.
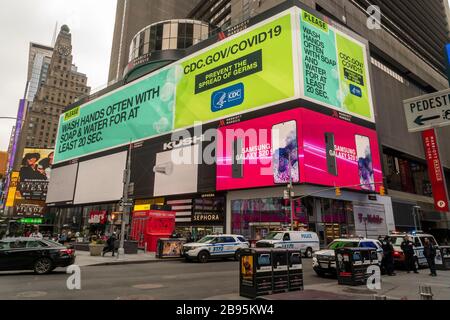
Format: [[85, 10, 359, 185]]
[[18, 149, 53, 200], [216, 108, 382, 191], [299, 9, 374, 122], [54, 67, 176, 163], [54, 6, 375, 165], [174, 11, 296, 129]]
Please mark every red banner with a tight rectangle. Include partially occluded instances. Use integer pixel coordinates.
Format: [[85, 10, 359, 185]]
[[89, 210, 107, 224], [422, 129, 449, 212]]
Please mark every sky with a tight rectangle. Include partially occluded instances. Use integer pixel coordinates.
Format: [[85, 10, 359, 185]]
[[0, 0, 117, 151]]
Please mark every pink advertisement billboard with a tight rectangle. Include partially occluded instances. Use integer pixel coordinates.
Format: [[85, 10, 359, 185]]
[[216, 108, 382, 192]]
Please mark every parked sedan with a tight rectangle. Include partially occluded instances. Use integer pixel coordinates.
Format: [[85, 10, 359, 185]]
[[0, 238, 76, 274]]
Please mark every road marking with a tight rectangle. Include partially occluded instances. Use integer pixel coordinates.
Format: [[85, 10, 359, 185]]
[[132, 283, 164, 290]]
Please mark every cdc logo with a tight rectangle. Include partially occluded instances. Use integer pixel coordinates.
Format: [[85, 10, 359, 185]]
[[211, 83, 244, 112]]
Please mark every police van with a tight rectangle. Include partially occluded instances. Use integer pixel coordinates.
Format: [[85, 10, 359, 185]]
[[255, 231, 320, 258], [182, 234, 249, 263]]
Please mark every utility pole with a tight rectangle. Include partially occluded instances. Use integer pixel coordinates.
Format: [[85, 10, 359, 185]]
[[118, 142, 132, 258]]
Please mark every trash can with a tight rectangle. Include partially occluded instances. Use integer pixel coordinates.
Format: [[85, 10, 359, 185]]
[[272, 249, 289, 294], [240, 248, 304, 299], [435, 246, 450, 270], [287, 250, 304, 292], [335, 248, 378, 286], [240, 248, 273, 299], [155, 238, 186, 258]]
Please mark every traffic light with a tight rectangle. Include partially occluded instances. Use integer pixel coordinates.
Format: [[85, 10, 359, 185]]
[[335, 187, 342, 197], [379, 186, 386, 196]]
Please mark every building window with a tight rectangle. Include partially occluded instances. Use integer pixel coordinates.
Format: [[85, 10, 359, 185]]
[[383, 151, 432, 197]]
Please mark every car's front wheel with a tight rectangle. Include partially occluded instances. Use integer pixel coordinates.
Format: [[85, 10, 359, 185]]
[[414, 257, 420, 270], [234, 250, 241, 261], [304, 248, 313, 258], [314, 269, 326, 277], [198, 251, 209, 263], [34, 258, 53, 275]]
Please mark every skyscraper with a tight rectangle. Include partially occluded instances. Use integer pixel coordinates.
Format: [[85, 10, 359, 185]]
[[108, 0, 200, 83], [14, 25, 90, 168]]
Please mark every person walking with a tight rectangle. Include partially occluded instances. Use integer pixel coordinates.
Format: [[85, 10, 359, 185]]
[[102, 232, 117, 257], [382, 236, 396, 276], [423, 238, 437, 277], [29, 227, 43, 239], [401, 236, 419, 274]]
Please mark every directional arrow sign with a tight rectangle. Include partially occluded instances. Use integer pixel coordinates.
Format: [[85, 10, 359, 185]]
[[403, 88, 450, 132]]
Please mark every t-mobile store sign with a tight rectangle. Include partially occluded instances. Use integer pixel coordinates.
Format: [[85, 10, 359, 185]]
[[216, 108, 383, 191]]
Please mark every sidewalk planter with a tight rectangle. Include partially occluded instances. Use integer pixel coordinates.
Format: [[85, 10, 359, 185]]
[[89, 244, 105, 256]]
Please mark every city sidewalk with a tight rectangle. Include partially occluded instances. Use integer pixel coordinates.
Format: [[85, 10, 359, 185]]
[[75, 250, 183, 267], [303, 270, 450, 300]]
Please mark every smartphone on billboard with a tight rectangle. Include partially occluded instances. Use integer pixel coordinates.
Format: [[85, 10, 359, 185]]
[[272, 121, 299, 184], [325, 132, 338, 176], [232, 138, 244, 179], [355, 135, 375, 191]]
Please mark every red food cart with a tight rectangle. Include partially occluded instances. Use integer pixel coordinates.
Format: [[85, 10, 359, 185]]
[[130, 210, 176, 252]]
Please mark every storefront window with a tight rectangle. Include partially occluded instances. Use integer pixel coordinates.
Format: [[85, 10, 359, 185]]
[[231, 196, 356, 246], [231, 198, 310, 241], [383, 151, 432, 196]]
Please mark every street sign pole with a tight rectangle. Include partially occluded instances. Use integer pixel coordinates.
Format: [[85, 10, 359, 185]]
[[118, 142, 132, 258]]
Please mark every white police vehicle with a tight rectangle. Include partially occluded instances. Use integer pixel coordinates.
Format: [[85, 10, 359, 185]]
[[182, 234, 249, 263], [255, 231, 320, 258], [312, 238, 383, 277], [389, 232, 439, 269]]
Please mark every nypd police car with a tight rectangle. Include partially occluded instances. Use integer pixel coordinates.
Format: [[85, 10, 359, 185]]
[[182, 234, 249, 263]]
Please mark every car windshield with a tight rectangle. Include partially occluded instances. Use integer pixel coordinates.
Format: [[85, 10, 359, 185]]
[[265, 232, 284, 240], [327, 241, 359, 249], [197, 236, 216, 244], [42, 239, 62, 247], [391, 237, 405, 246]]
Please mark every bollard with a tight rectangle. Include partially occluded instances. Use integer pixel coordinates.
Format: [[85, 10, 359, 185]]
[[419, 285, 433, 300]]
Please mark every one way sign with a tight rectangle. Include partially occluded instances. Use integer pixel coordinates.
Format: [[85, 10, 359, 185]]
[[403, 88, 450, 132]]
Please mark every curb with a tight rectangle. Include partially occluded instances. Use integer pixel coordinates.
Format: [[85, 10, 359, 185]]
[[78, 258, 184, 267]]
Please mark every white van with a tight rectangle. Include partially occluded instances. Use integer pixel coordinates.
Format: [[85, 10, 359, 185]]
[[255, 231, 320, 258]]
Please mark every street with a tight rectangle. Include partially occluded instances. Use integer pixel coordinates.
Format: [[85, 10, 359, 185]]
[[0, 259, 332, 300], [1, 258, 449, 300]]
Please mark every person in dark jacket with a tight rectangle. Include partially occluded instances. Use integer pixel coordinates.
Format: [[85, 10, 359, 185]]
[[423, 238, 437, 277], [103, 232, 117, 257], [401, 236, 419, 274], [382, 236, 396, 276]]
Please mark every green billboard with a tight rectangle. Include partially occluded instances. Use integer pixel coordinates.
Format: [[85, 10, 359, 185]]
[[174, 12, 296, 129], [54, 67, 176, 163], [300, 9, 374, 121]]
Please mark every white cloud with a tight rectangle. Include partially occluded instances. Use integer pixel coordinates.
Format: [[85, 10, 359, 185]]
[[0, 0, 117, 151]]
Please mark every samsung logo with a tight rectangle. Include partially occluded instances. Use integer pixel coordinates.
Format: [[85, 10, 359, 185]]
[[163, 135, 206, 151]]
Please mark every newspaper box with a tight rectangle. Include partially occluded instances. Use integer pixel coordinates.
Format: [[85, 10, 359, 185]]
[[335, 248, 378, 286], [436, 246, 450, 270]]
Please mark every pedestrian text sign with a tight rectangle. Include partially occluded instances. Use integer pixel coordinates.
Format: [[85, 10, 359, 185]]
[[403, 88, 450, 132]]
